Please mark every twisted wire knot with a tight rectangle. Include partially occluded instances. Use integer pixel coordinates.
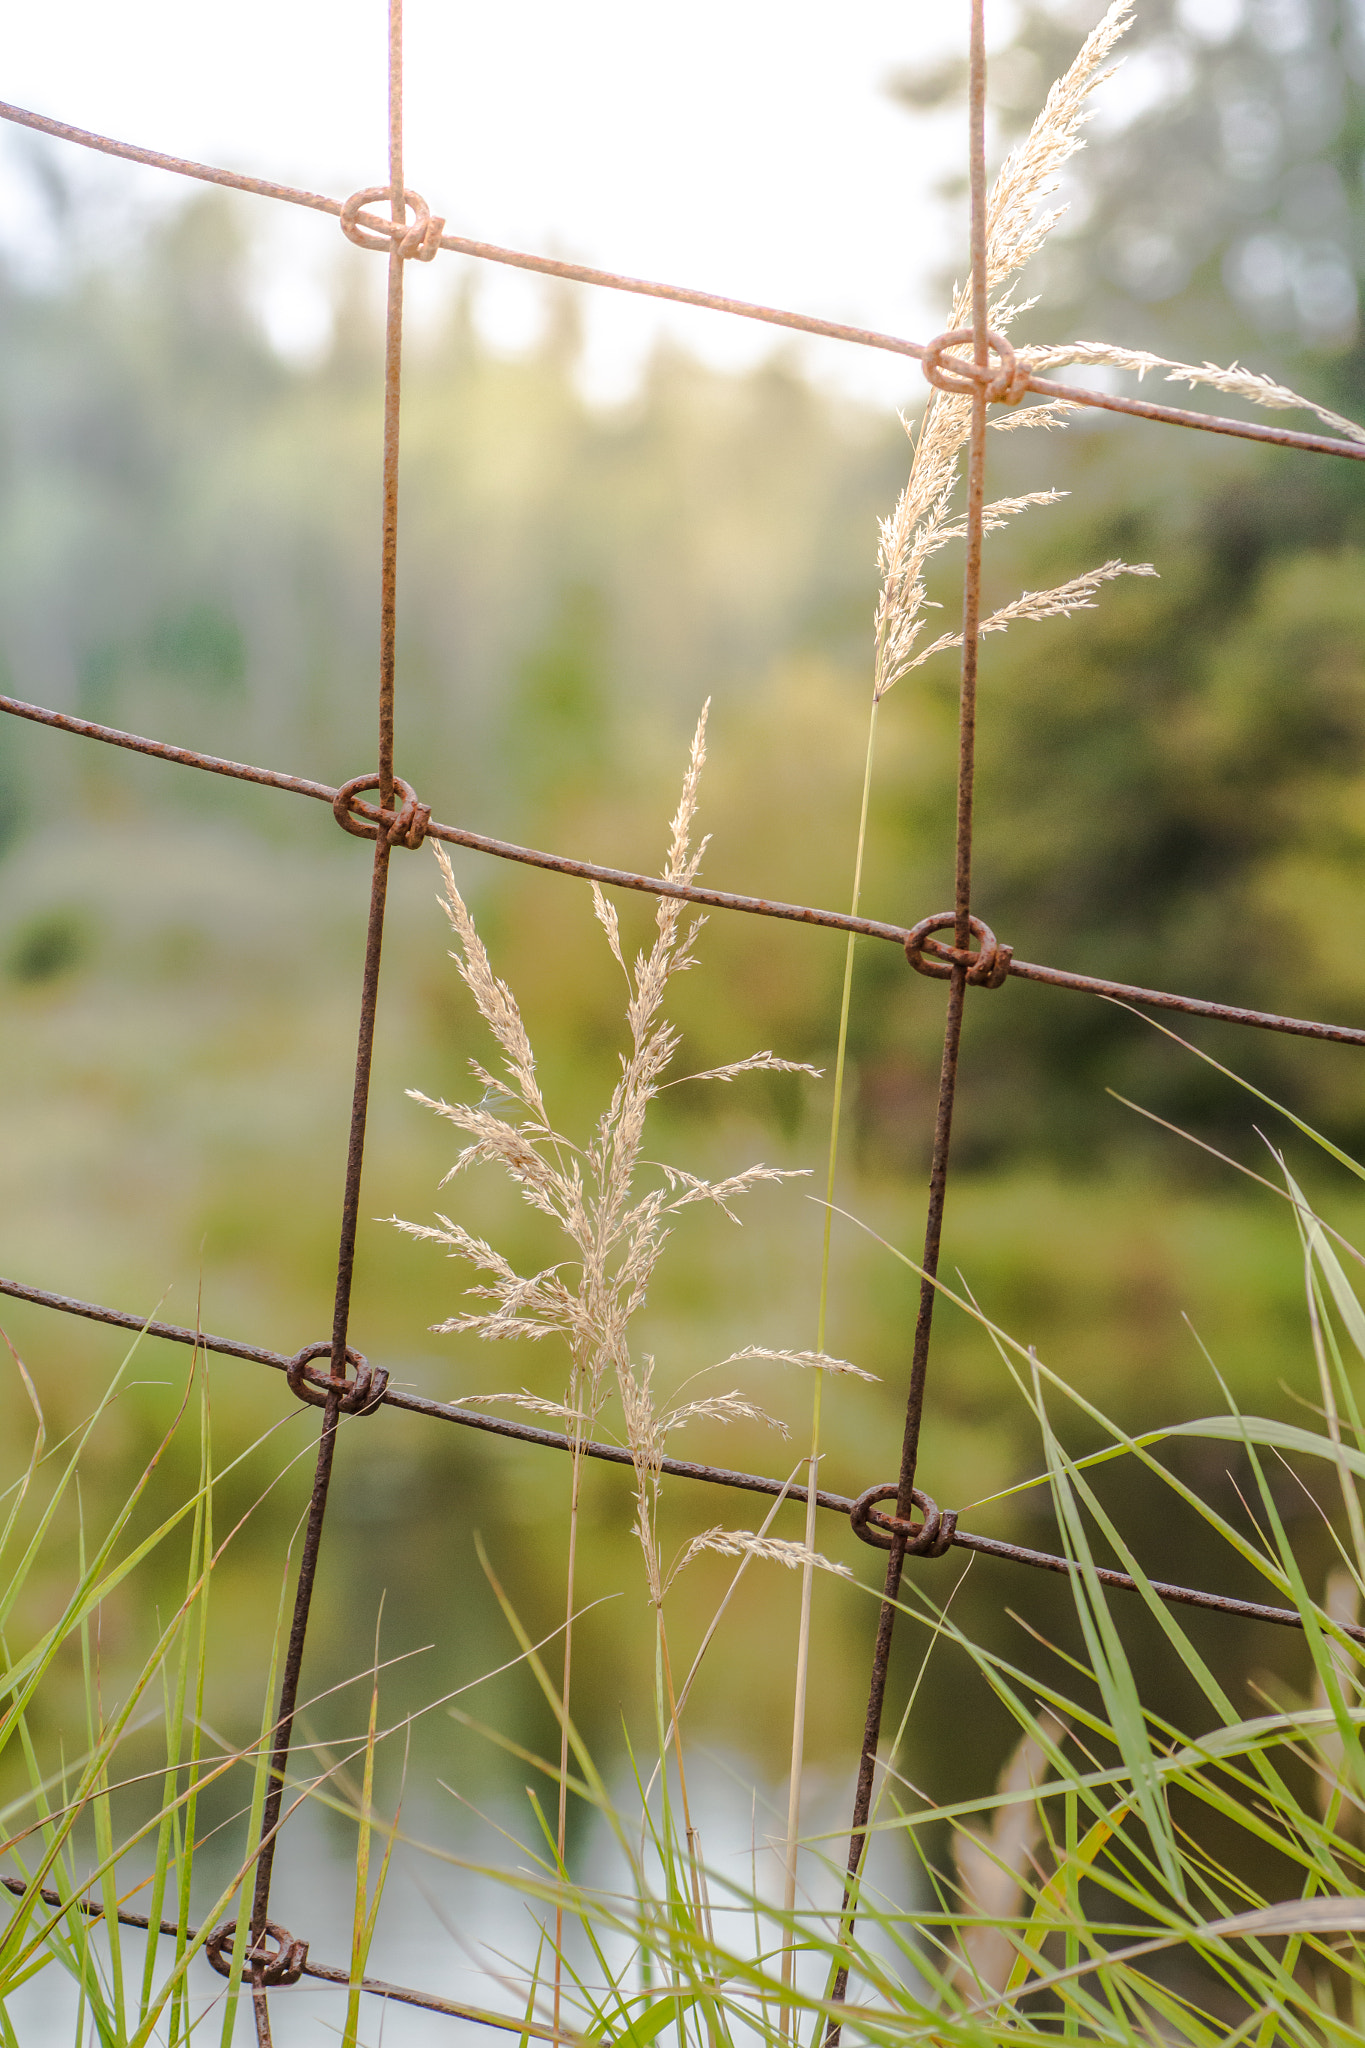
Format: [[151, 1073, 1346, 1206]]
[[850, 1483, 958, 1558], [205, 1919, 309, 1985], [904, 911, 1012, 989], [921, 326, 1030, 406], [286, 1341, 389, 1416], [340, 186, 444, 261], [333, 773, 431, 849]]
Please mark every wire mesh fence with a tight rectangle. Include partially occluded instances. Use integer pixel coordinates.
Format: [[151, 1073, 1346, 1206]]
[[4, 1, 1365, 2039]]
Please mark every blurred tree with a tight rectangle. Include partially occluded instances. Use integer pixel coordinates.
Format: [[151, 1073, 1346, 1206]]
[[505, 580, 613, 812]]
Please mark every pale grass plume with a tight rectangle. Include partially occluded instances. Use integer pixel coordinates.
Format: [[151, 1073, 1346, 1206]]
[[664, 1051, 824, 1088], [990, 397, 1079, 434], [672, 1528, 855, 1584], [428, 849, 547, 1129], [1310, 1566, 1364, 1834], [393, 706, 812, 1608], [456, 1390, 589, 1425], [663, 1392, 789, 1438], [905, 559, 1158, 672], [978, 0, 1134, 297], [947, 1711, 1067, 1999], [1021, 339, 1365, 444], [872, 1, 1137, 702], [656, 1158, 804, 1223], [718, 1345, 878, 1382], [933, 488, 1068, 546]]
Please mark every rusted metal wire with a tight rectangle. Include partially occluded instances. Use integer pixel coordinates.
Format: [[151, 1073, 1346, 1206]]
[[827, 11, 990, 2033], [237, 11, 415, 2037], [4, 689, 1363, 1047], [4, 99, 1365, 463], [0, 1878, 576, 2039], [9, 1268, 1357, 1644], [207, 1920, 308, 1987]]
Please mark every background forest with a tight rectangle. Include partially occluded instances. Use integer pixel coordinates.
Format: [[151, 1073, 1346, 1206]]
[[5, 0, 1365, 2016]]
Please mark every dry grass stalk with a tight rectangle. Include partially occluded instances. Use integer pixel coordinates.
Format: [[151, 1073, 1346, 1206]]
[[718, 1345, 878, 1382], [946, 1711, 1067, 1999], [394, 707, 843, 2017], [906, 557, 1158, 671], [780, 6, 1138, 2013], [395, 711, 850, 1998], [674, 1528, 854, 1583], [1021, 340, 1365, 444], [873, 0, 1137, 703], [393, 705, 818, 1605], [1311, 1567, 1364, 1835]]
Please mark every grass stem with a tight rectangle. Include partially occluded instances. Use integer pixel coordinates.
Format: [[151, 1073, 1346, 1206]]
[[780, 697, 881, 2032], [554, 1440, 584, 2041]]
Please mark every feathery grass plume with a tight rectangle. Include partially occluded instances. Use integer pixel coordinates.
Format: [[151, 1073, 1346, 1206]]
[[394, 709, 830, 1687], [396, 713, 838, 2025], [672, 1528, 854, 1583], [873, 0, 1136, 703], [393, 707, 811, 1540], [906, 557, 1158, 671], [664, 1050, 823, 1088], [1022, 339, 1365, 443], [717, 1344, 878, 1381]]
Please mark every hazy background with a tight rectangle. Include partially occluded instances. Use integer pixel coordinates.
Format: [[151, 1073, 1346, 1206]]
[[6, 0, 1365, 2033]]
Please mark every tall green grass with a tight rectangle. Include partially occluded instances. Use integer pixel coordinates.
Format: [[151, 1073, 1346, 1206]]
[[394, 1065, 1365, 2047], [8, 987, 1365, 2048], [0, 1335, 412, 2043]]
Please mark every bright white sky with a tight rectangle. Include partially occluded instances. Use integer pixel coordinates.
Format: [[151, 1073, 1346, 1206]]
[[0, 0, 1020, 407]]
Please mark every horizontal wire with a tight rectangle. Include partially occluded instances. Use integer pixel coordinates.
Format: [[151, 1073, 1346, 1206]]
[[5, 689, 1364, 1046], [4, 1271, 1359, 1645], [0, 1275, 854, 1512], [3, 98, 1365, 464], [0, 1878, 567, 2039], [1005, 956, 1365, 1046]]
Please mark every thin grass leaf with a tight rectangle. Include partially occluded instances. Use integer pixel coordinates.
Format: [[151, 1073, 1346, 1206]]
[[218, 1547, 294, 2048], [1031, 1359, 1184, 1899]]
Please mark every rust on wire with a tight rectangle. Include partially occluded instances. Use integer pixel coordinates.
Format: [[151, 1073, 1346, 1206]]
[[2, 1268, 1359, 1650], [849, 1482, 958, 1558], [285, 1340, 389, 1415], [5, 98, 1365, 462], [921, 325, 1030, 406], [206, 1920, 308, 1987], [0, 1879, 575, 2040], [827, 13, 994, 2034], [4, 690, 1364, 1045], [904, 911, 1013, 988], [240, 7, 417, 2031], [333, 770, 431, 847], [340, 182, 444, 260]]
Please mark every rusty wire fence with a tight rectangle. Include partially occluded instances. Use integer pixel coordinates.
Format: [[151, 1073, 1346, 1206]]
[[4, 0, 1365, 2039]]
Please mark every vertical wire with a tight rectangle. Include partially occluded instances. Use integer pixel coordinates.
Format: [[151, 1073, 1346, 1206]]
[[823, 5, 990, 2037], [243, 8, 409, 2038]]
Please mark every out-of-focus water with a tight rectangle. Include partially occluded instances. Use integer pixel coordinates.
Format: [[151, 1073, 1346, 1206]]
[[6, 1762, 914, 2045]]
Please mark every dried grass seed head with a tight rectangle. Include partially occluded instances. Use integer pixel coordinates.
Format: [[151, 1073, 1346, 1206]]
[[873, 0, 1138, 704], [673, 1528, 855, 1584], [395, 710, 817, 1602]]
